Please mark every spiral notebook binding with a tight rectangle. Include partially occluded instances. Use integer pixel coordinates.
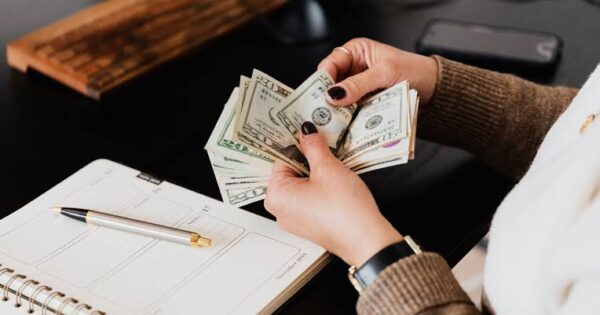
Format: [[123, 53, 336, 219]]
[[4, 274, 25, 301], [0, 263, 105, 314]]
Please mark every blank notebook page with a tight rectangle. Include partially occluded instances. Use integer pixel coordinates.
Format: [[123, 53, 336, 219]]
[[0, 159, 327, 315]]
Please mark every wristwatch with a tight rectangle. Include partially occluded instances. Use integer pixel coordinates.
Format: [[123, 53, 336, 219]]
[[348, 235, 422, 292]]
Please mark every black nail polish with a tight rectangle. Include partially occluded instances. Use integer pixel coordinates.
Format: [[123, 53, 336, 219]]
[[301, 121, 318, 135], [327, 86, 346, 100]]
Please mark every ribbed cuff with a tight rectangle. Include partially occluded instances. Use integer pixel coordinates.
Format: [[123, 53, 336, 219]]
[[356, 252, 473, 315], [419, 56, 509, 155]]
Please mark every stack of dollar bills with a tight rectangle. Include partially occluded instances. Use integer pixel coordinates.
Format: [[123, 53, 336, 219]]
[[205, 69, 419, 207]]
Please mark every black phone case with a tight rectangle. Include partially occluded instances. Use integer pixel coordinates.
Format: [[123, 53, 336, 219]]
[[416, 19, 563, 78]]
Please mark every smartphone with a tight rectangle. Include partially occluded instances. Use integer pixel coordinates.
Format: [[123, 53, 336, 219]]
[[416, 19, 562, 76]]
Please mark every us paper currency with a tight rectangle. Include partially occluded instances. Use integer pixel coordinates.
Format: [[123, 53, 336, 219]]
[[277, 70, 356, 152], [346, 88, 419, 172], [205, 85, 273, 173], [338, 81, 409, 163], [206, 151, 268, 206], [235, 69, 309, 174], [205, 69, 419, 207]]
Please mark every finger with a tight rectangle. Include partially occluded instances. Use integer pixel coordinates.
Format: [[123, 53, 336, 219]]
[[266, 162, 299, 206], [270, 161, 299, 180], [325, 65, 391, 107], [317, 48, 354, 81], [299, 122, 336, 176], [317, 59, 339, 81], [265, 162, 305, 216]]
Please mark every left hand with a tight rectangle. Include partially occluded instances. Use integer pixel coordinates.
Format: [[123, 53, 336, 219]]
[[264, 123, 403, 267]]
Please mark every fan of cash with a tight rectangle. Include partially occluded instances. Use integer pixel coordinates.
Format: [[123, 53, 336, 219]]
[[205, 69, 419, 207]]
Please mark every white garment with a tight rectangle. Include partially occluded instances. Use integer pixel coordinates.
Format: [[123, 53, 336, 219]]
[[484, 63, 600, 315]]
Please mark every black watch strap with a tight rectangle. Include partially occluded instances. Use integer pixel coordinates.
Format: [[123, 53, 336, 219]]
[[350, 236, 422, 290]]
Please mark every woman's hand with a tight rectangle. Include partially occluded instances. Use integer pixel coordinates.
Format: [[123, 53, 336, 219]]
[[318, 37, 439, 106], [264, 123, 403, 267]]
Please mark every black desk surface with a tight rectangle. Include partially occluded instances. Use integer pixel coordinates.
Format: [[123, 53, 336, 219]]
[[1, 0, 599, 313]]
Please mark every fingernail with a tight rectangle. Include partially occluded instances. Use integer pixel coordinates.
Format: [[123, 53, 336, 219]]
[[301, 121, 318, 135], [327, 86, 346, 100]]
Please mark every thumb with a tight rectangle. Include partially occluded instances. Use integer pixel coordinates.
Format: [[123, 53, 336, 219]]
[[299, 122, 336, 175], [326, 66, 391, 106]]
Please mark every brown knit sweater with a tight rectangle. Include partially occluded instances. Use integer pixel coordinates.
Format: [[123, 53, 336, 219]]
[[356, 57, 578, 315]]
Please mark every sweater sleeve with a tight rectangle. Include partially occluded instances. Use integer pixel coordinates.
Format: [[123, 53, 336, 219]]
[[356, 253, 480, 315], [419, 56, 578, 180]]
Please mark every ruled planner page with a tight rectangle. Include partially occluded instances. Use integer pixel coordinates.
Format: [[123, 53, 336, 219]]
[[0, 159, 327, 315]]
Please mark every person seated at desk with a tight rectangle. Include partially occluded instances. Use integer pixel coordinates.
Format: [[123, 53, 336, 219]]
[[264, 38, 600, 314]]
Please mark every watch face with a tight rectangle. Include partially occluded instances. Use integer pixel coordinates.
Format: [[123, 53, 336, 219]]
[[405, 236, 423, 254], [347, 266, 364, 292]]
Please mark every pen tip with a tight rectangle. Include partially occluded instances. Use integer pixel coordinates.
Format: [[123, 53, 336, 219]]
[[190, 233, 211, 247], [52, 207, 62, 213]]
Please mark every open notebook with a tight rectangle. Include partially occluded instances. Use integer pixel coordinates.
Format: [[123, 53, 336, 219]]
[[0, 159, 329, 314]]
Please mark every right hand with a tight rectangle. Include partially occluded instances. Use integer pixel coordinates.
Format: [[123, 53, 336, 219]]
[[264, 123, 403, 267], [318, 38, 439, 106]]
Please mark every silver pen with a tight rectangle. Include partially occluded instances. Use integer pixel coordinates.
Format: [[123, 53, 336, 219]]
[[52, 207, 211, 247]]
